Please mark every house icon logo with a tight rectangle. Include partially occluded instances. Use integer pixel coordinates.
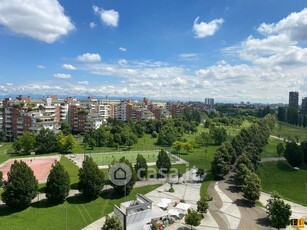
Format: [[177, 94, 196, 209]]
[[109, 163, 132, 186], [114, 167, 126, 180]]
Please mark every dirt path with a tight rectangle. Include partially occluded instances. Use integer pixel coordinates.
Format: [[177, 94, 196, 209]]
[[218, 172, 271, 230]]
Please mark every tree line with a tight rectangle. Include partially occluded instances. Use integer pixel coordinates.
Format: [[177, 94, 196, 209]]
[[211, 114, 276, 203]]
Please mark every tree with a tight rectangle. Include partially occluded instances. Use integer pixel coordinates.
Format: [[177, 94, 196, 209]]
[[78, 156, 105, 198], [0, 131, 6, 143], [60, 121, 72, 135], [172, 140, 184, 153], [242, 172, 261, 204], [276, 143, 285, 158], [196, 167, 205, 181], [284, 142, 303, 168], [211, 152, 230, 180], [156, 149, 171, 175], [134, 154, 148, 180], [234, 163, 252, 187], [126, 139, 134, 150], [13, 132, 36, 154], [209, 126, 227, 145], [183, 142, 194, 153], [0, 171, 3, 187], [45, 161, 70, 204], [63, 134, 76, 153], [35, 128, 59, 154], [58, 133, 76, 154], [101, 215, 122, 230], [300, 141, 307, 164], [197, 196, 209, 216], [185, 208, 202, 229], [266, 192, 291, 229], [2, 160, 38, 210], [195, 132, 211, 147]]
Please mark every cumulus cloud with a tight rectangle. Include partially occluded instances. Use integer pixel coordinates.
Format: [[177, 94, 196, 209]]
[[224, 8, 307, 67], [62, 64, 76, 70], [119, 47, 127, 52], [76, 53, 101, 62], [54, 73, 71, 79], [93, 5, 119, 27], [257, 8, 307, 41], [193, 17, 224, 38], [6, 83, 13, 86], [37, 65, 46, 69], [90, 22, 97, 29], [0, 0, 75, 43]]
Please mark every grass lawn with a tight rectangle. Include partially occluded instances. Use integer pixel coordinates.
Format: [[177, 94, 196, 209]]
[[260, 137, 283, 158], [0, 143, 14, 164], [272, 122, 307, 142], [0, 184, 159, 230], [258, 161, 307, 206], [73, 134, 160, 154], [60, 156, 79, 185]]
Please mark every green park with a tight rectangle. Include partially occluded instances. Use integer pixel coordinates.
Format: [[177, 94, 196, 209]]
[[0, 112, 307, 229]]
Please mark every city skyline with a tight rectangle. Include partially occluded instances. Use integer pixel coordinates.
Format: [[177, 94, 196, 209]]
[[0, 1, 307, 103]]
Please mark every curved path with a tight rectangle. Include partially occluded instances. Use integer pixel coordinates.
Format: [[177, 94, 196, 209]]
[[208, 172, 271, 230]]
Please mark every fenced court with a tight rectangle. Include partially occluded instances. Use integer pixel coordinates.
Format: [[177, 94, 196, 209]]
[[86, 151, 177, 165], [0, 155, 60, 183], [66, 150, 183, 168]]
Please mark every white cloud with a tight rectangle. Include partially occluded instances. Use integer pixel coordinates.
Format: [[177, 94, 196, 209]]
[[0, 0, 75, 43], [37, 65, 46, 69], [78, 81, 89, 85], [119, 47, 127, 52], [62, 64, 76, 70], [54, 73, 71, 79], [76, 53, 101, 62], [193, 17, 224, 38], [6, 83, 13, 86], [90, 22, 97, 29], [93, 6, 119, 27], [224, 9, 307, 67], [257, 8, 307, 41], [179, 53, 200, 61], [118, 59, 127, 65]]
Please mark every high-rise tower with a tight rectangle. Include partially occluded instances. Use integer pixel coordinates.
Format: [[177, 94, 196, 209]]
[[289, 91, 299, 110]]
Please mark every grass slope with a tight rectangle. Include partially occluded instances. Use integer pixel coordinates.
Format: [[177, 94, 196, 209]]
[[0, 185, 159, 230], [272, 122, 307, 142], [258, 161, 307, 206], [260, 137, 283, 158]]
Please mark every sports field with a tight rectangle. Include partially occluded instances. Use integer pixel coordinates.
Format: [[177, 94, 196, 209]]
[[67, 151, 178, 167], [0, 155, 60, 183], [88, 151, 178, 165]]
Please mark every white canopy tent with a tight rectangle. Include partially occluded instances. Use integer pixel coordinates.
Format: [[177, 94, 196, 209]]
[[160, 198, 172, 204], [157, 202, 168, 209], [168, 209, 180, 217], [175, 202, 191, 211]]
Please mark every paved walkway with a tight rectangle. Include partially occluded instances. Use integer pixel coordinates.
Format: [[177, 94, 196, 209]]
[[83, 169, 215, 230]]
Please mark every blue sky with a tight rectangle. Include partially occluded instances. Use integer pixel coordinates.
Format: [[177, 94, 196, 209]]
[[0, 0, 306, 103]]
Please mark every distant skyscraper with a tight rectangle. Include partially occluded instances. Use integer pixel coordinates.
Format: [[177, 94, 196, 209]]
[[289, 91, 299, 110], [301, 97, 307, 115], [205, 98, 214, 106]]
